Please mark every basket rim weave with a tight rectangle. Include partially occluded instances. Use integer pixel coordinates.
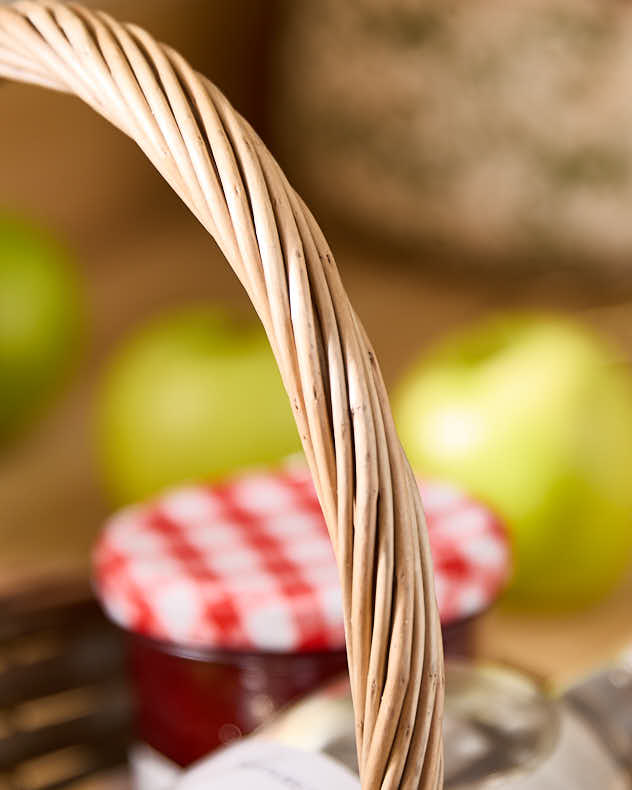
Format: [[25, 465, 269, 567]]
[[0, 3, 444, 787]]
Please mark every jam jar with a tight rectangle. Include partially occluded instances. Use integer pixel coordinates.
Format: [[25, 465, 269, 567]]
[[93, 467, 350, 787], [93, 466, 509, 788]]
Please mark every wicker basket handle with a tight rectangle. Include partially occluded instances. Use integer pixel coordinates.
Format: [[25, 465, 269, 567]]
[[0, 2, 444, 786]]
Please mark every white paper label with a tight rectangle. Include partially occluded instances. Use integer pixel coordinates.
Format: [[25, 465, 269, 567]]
[[175, 740, 360, 790], [129, 743, 182, 790]]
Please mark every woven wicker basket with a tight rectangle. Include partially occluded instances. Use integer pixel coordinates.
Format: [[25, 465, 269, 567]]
[[0, 575, 131, 789], [0, 3, 445, 787]]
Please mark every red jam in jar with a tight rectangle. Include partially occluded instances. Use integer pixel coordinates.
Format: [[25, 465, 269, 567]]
[[128, 636, 347, 766]]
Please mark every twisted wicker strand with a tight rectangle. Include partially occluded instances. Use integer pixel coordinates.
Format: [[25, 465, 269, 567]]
[[0, 3, 444, 787]]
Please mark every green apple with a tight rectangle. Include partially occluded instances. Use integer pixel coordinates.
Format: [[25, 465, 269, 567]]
[[96, 307, 301, 505], [0, 214, 81, 441], [394, 314, 632, 608]]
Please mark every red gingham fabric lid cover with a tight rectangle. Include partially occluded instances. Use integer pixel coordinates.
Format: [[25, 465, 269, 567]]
[[93, 466, 510, 652]]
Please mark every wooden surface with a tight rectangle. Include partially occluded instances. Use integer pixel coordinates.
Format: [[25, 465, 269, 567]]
[[0, 0, 631, 693], [476, 572, 632, 692]]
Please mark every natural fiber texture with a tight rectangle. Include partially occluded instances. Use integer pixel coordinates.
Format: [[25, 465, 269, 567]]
[[0, 2, 444, 787]]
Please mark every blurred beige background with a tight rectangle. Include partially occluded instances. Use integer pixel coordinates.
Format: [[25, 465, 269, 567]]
[[0, 0, 631, 685], [0, 0, 274, 579]]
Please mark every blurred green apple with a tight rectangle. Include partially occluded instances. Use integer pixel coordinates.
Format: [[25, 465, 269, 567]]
[[0, 214, 81, 441], [394, 314, 632, 608], [96, 307, 301, 504]]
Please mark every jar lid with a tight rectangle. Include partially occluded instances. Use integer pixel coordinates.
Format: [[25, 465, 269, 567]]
[[93, 466, 509, 652]]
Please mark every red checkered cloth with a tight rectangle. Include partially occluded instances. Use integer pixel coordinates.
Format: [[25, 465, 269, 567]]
[[93, 466, 510, 652]]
